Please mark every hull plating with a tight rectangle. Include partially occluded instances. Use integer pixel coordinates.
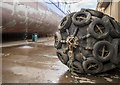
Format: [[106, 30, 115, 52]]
[[1, 0, 61, 35]]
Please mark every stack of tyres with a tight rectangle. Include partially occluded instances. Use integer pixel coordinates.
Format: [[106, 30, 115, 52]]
[[54, 8, 120, 74]]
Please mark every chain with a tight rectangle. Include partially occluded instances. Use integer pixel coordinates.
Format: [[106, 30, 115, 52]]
[[61, 33, 92, 50], [63, 28, 91, 83], [66, 35, 79, 83]]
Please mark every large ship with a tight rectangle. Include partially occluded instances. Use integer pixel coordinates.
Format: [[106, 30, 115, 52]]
[[1, 0, 71, 39]]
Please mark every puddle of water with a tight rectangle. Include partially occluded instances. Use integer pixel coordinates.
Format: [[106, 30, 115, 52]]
[[39, 40, 54, 46], [43, 55, 57, 58], [104, 77, 113, 82], [26, 60, 56, 65], [10, 65, 64, 83], [20, 45, 33, 49], [2, 53, 10, 57]]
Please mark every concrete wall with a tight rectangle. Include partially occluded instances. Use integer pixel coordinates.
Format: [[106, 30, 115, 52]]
[[103, 2, 120, 22], [104, 3, 111, 16], [118, 1, 120, 22]]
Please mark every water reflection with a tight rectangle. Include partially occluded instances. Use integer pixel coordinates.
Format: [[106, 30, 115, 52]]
[[20, 45, 33, 49]]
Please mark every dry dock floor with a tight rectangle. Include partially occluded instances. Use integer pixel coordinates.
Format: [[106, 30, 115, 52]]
[[2, 37, 120, 83]]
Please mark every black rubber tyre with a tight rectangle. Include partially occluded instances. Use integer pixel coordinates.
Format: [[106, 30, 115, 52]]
[[102, 16, 120, 38], [110, 39, 120, 64], [118, 22, 120, 27], [82, 57, 103, 74], [101, 63, 116, 73], [54, 31, 62, 49], [72, 61, 84, 73], [81, 8, 86, 12], [109, 19, 120, 38], [117, 46, 120, 69], [104, 14, 115, 20], [56, 50, 69, 65], [93, 41, 114, 62], [86, 9, 104, 18], [72, 11, 91, 26], [58, 15, 72, 31], [88, 18, 109, 39]]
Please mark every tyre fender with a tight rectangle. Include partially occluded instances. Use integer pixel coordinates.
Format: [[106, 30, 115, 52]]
[[58, 15, 72, 32], [102, 16, 120, 38], [72, 11, 91, 26], [110, 39, 120, 64], [54, 31, 62, 49], [86, 9, 104, 18], [88, 18, 109, 39], [56, 50, 69, 65], [101, 63, 116, 73], [93, 41, 114, 62], [72, 61, 84, 73], [82, 57, 103, 74]]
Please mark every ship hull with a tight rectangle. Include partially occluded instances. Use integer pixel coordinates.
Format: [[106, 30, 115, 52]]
[[1, 0, 61, 35]]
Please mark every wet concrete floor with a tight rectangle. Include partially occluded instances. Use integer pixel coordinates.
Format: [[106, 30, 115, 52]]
[[2, 39, 120, 83]]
